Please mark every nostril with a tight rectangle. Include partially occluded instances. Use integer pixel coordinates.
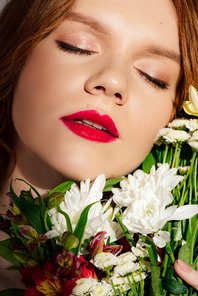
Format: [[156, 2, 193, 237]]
[[95, 86, 105, 91], [115, 92, 122, 99]]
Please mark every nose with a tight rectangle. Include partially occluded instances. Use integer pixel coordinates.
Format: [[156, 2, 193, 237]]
[[84, 59, 129, 106]]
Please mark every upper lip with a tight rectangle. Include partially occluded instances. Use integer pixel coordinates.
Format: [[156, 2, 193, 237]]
[[61, 110, 119, 138]]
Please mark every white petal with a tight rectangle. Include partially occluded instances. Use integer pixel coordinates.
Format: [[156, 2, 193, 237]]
[[153, 231, 170, 248], [90, 174, 106, 193], [169, 205, 198, 220], [189, 85, 198, 109]]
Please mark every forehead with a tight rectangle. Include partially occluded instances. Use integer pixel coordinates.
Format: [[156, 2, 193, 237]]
[[68, 0, 179, 56]]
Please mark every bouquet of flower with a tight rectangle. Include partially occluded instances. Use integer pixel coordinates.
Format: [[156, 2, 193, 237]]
[[1, 86, 198, 296]]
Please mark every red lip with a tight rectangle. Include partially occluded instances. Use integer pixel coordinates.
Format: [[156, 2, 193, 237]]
[[60, 110, 119, 143]]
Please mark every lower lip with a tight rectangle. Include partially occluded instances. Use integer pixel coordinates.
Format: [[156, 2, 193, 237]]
[[61, 120, 117, 143]]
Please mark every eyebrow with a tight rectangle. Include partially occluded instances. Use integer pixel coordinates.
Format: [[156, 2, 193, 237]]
[[67, 12, 108, 35], [66, 12, 181, 65], [145, 46, 181, 65]]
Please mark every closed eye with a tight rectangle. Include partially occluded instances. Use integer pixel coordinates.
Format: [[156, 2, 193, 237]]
[[138, 69, 168, 90], [56, 40, 94, 55]]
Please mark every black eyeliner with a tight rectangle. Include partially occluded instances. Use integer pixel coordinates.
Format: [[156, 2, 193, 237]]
[[138, 70, 168, 90], [56, 40, 92, 55]]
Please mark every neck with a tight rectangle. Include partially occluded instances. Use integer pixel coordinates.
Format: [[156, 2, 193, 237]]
[[0, 141, 67, 214]]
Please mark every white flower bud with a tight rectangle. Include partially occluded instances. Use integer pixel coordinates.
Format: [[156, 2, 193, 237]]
[[114, 261, 139, 276], [117, 252, 137, 264], [72, 278, 97, 296], [168, 119, 189, 130], [131, 246, 149, 258], [164, 130, 190, 143], [91, 252, 118, 270]]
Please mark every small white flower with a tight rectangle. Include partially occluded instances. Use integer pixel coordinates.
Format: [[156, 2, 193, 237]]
[[72, 278, 97, 296], [153, 231, 170, 248], [186, 119, 198, 131], [131, 246, 149, 258], [109, 277, 130, 293], [117, 252, 137, 264], [131, 271, 147, 282], [168, 119, 189, 130], [91, 252, 118, 270], [189, 130, 198, 141], [178, 166, 190, 175], [114, 261, 140, 276], [90, 281, 113, 296], [163, 129, 190, 143], [154, 128, 172, 145], [188, 140, 198, 152]]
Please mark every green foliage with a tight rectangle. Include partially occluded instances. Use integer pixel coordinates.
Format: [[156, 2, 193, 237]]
[[139, 235, 158, 266], [48, 181, 74, 194], [10, 181, 45, 234], [73, 202, 97, 256], [0, 238, 22, 267], [151, 266, 163, 295], [162, 277, 188, 294], [103, 177, 124, 192]]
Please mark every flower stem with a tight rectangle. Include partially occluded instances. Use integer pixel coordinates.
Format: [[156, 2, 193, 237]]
[[163, 144, 169, 164], [190, 218, 198, 264], [194, 156, 198, 202], [171, 142, 179, 168]]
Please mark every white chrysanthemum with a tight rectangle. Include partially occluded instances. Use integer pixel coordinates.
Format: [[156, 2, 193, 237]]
[[109, 277, 130, 292], [186, 119, 198, 131], [117, 252, 137, 264], [163, 129, 190, 143], [188, 140, 198, 152], [91, 252, 118, 270], [141, 261, 152, 272], [45, 175, 122, 242], [154, 128, 172, 145], [131, 271, 147, 282], [89, 281, 113, 296], [113, 261, 139, 276], [112, 163, 183, 208], [168, 119, 189, 130], [72, 278, 97, 296], [189, 130, 198, 141], [131, 246, 149, 258]]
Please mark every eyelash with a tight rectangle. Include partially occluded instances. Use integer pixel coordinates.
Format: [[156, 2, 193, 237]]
[[57, 41, 168, 90], [57, 41, 93, 55], [138, 70, 168, 90]]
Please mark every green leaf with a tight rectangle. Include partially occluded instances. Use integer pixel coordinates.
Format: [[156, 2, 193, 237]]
[[103, 178, 124, 192], [139, 235, 158, 266], [151, 266, 163, 296], [178, 244, 191, 265], [48, 181, 74, 195], [142, 152, 156, 174], [0, 289, 26, 296], [73, 202, 97, 256], [11, 221, 28, 246], [15, 178, 43, 204], [162, 276, 188, 294], [115, 213, 135, 247], [0, 238, 22, 267], [56, 200, 72, 233], [10, 181, 44, 234]]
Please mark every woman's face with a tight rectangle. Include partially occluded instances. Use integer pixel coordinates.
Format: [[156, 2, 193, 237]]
[[12, 0, 180, 183]]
